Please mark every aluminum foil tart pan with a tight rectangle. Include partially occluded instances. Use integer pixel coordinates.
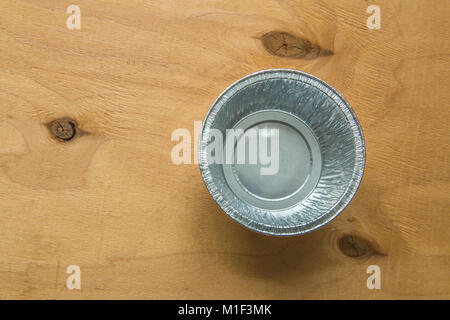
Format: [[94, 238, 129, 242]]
[[199, 69, 365, 236]]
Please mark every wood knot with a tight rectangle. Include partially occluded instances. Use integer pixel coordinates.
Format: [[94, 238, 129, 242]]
[[338, 234, 373, 258], [261, 31, 332, 59], [47, 118, 77, 142]]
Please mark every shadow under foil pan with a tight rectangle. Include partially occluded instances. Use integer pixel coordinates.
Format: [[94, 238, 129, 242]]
[[199, 69, 365, 236]]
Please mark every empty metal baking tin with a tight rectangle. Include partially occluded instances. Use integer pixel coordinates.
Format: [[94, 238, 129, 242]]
[[199, 69, 365, 236]]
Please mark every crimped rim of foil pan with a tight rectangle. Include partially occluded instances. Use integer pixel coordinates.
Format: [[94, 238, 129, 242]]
[[199, 69, 365, 236]]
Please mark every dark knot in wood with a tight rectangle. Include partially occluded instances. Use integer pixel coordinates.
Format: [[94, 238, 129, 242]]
[[48, 118, 77, 142], [338, 234, 372, 258], [261, 31, 333, 59]]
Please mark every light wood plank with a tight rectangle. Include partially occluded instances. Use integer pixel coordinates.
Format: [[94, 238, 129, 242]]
[[0, 0, 449, 299]]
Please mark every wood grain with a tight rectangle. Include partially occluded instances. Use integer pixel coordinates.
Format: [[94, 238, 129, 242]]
[[0, 0, 449, 299]]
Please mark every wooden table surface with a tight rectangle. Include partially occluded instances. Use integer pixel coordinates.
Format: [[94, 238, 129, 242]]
[[0, 0, 449, 299]]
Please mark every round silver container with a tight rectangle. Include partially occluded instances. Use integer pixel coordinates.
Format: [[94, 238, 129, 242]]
[[199, 69, 365, 236]]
